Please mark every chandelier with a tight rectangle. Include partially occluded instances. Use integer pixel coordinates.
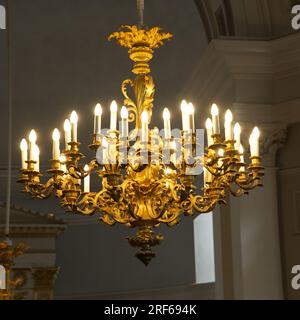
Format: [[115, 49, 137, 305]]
[[17, 5, 264, 266]]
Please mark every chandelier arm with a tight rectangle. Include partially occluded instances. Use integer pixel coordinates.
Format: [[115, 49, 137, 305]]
[[23, 177, 55, 200], [66, 159, 99, 180], [73, 192, 98, 216], [191, 194, 223, 214]]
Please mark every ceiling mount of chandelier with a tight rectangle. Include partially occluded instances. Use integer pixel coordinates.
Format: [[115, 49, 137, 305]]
[[17, 3, 264, 266]]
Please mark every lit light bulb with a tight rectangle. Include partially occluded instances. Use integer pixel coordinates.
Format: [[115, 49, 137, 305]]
[[225, 109, 233, 141], [64, 119, 71, 149], [225, 109, 233, 122], [59, 154, 66, 163], [165, 168, 173, 175], [141, 110, 149, 123], [52, 128, 60, 160], [252, 127, 260, 139], [163, 108, 171, 139], [211, 103, 219, 116], [239, 144, 245, 172], [188, 102, 195, 115], [121, 106, 128, 119], [110, 101, 118, 131], [29, 130, 37, 161], [211, 104, 220, 134], [218, 149, 224, 157], [163, 108, 171, 120], [205, 118, 214, 147], [20, 139, 28, 151], [29, 130, 37, 143], [180, 100, 188, 113], [94, 103, 102, 116], [33, 145, 40, 171], [110, 100, 118, 113], [70, 111, 78, 124], [70, 111, 78, 142], [249, 127, 260, 157], [120, 106, 129, 139], [52, 128, 60, 141], [20, 139, 28, 169], [33, 145, 40, 158], [83, 165, 90, 195], [59, 154, 67, 173], [234, 123, 241, 136], [234, 123, 241, 150], [205, 118, 213, 130], [171, 141, 176, 150], [64, 119, 71, 132], [239, 144, 244, 155], [187, 103, 195, 133]]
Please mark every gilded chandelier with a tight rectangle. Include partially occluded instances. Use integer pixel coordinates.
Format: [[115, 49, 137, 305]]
[[17, 25, 264, 265]]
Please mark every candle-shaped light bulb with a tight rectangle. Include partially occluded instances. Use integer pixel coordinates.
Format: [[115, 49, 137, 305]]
[[187, 103, 195, 133], [64, 119, 71, 149], [141, 110, 149, 143], [94, 103, 102, 135], [250, 127, 260, 157], [110, 100, 118, 131], [205, 118, 213, 147], [70, 111, 78, 142], [84, 164, 90, 193], [29, 129, 37, 142], [163, 108, 171, 139], [203, 166, 212, 185], [225, 109, 233, 141], [211, 103, 220, 134], [252, 127, 260, 139], [52, 128, 60, 161], [33, 145, 40, 172], [234, 122, 241, 150], [59, 154, 67, 173], [239, 144, 245, 172], [218, 148, 224, 157], [20, 139, 28, 169], [120, 106, 129, 138], [181, 100, 189, 131], [29, 129, 37, 161], [121, 106, 128, 119]]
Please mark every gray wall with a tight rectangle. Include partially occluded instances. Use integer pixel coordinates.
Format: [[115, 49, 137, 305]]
[[277, 123, 300, 300]]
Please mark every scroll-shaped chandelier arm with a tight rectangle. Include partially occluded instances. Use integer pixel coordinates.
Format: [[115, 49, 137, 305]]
[[235, 177, 263, 191], [228, 184, 249, 197], [96, 186, 138, 225], [122, 79, 136, 112], [24, 177, 55, 200], [190, 194, 224, 214], [67, 159, 99, 180], [73, 192, 98, 216]]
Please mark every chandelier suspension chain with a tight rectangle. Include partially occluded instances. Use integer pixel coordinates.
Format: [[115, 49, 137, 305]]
[[137, 0, 144, 27]]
